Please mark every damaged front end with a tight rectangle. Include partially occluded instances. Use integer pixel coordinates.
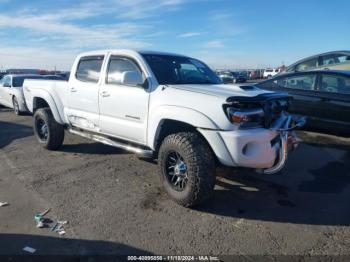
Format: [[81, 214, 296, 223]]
[[224, 93, 306, 174]]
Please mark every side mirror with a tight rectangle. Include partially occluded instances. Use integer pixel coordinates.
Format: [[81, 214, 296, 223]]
[[121, 71, 143, 86]]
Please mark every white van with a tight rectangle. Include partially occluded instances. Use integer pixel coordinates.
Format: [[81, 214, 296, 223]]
[[263, 68, 280, 78]]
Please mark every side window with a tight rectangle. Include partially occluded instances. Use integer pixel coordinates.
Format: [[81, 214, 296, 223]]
[[2, 76, 11, 87], [295, 58, 318, 71], [320, 74, 350, 94], [257, 79, 280, 89], [321, 53, 350, 65], [76, 56, 104, 83], [107, 56, 142, 85], [278, 75, 316, 90]]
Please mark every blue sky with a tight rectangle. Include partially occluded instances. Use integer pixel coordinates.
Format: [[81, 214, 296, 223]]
[[0, 0, 349, 70]]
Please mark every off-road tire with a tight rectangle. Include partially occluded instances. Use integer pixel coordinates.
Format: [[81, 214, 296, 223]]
[[158, 132, 216, 207], [33, 108, 64, 150], [12, 96, 21, 115]]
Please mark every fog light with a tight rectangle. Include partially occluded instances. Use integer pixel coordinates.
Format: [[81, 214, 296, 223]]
[[242, 142, 259, 157]]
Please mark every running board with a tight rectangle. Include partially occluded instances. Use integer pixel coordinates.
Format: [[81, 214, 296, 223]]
[[68, 129, 153, 157]]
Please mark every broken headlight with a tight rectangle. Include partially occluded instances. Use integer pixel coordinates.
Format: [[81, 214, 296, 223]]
[[226, 107, 264, 128]]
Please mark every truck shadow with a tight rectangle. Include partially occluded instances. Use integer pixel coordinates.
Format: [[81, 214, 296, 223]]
[[61, 142, 127, 155], [0, 233, 151, 257], [197, 142, 350, 226], [0, 121, 33, 149]]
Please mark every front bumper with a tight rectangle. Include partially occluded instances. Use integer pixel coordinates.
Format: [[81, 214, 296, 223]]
[[198, 114, 305, 174], [219, 128, 278, 169]]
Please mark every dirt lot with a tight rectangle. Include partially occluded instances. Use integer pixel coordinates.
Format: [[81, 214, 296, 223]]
[[0, 107, 350, 256]]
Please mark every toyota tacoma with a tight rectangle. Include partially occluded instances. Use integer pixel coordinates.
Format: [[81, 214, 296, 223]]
[[23, 50, 305, 207]]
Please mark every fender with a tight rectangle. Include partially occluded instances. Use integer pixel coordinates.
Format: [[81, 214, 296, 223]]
[[147, 105, 219, 150], [31, 89, 65, 124]]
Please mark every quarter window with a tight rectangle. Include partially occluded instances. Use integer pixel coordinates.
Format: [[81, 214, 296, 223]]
[[321, 74, 350, 94], [76, 56, 104, 83], [107, 56, 142, 85]]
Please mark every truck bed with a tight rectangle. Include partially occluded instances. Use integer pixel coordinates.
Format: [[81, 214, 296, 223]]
[[23, 79, 68, 114]]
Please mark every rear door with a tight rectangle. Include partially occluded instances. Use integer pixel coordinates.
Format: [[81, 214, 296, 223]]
[[318, 73, 350, 130], [67, 55, 105, 132]]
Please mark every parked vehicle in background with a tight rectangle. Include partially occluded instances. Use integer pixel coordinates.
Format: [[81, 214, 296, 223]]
[[0, 72, 6, 80], [237, 71, 249, 79], [0, 74, 64, 115], [23, 49, 304, 207], [43, 75, 65, 80], [256, 70, 350, 136], [249, 69, 264, 80], [286, 51, 350, 73], [216, 70, 247, 83], [55, 72, 70, 80], [263, 68, 280, 78]]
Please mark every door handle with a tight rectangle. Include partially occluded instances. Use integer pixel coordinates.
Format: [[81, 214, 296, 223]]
[[70, 87, 77, 92], [100, 91, 110, 97]]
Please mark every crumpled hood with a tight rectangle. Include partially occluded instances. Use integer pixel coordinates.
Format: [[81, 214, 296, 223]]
[[168, 84, 272, 98]]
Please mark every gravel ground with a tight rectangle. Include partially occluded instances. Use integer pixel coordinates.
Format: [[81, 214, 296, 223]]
[[0, 107, 349, 257]]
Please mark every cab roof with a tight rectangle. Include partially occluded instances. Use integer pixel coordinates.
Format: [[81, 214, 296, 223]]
[[77, 49, 187, 58]]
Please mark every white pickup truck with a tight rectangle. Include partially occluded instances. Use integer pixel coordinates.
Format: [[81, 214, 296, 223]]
[[23, 50, 305, 207]]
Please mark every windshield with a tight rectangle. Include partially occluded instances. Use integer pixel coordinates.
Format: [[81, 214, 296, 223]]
[[142, 54, 222, 85], [13, 75, 44, 87]]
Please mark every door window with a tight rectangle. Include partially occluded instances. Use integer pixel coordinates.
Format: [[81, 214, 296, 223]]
[[76, 56, 104, 83], [106, 56, 142, 85], [274, 74, 316, 90], [320, 74, 350, 94], [295, 58, 318, 71]]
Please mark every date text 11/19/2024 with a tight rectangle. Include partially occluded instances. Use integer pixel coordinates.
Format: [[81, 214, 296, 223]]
[[127, 255, 220, 261]]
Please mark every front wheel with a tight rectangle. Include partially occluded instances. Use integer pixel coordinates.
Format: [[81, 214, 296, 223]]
[[33, 108, 64, 150], [158, 132, 216, 207]]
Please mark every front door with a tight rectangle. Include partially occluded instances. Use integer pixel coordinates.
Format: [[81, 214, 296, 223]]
[[67, 55, 105, 132], [98, 55, 150, 144]]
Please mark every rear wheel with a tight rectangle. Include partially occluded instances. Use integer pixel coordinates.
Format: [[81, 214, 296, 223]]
[[12, 96, 21, 115], [33, 108, 64, 150], [158, 132, 216, 207]]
